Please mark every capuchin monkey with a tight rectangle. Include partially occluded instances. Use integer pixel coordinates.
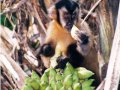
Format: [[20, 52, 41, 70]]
[[48, 0, 98, 69], [41, 0, 100, 86]]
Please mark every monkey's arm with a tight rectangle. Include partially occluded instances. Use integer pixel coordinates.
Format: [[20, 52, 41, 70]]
[[71, 19, 94, 56]]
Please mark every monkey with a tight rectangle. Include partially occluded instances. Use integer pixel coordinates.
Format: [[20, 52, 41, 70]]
[[40, 0, 100, 86], [48, 0, 99, 73]]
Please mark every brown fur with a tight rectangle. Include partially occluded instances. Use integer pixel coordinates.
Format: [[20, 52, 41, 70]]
[[71, 19, 100, 85], [44, 3, 100, 84]]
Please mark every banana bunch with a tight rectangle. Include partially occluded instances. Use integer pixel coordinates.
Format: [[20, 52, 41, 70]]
[[22, 71, 40, 90], [22, 63, 95, 90]]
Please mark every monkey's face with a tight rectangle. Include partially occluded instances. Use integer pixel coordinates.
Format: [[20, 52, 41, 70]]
[[59, 7, 79, 31]]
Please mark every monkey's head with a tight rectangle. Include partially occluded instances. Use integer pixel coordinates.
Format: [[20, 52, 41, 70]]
[[48, 0, 79, 31]]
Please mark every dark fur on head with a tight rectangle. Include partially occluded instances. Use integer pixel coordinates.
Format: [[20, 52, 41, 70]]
[[55, 0, 79, 25], [55, 0, 79, 13]]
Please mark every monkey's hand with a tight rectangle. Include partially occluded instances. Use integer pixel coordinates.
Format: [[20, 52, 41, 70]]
[[71, 25, 89, 44], [50, 43, 68, 68], [71, 25, 92, 56]]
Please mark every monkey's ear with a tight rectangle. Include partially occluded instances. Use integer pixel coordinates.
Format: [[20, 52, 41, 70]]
[[48, 6, 57, 20]]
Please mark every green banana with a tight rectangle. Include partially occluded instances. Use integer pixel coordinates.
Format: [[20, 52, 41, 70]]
[[44, 68, 52, 76], [68, 87, 73, 90], [63, 74, 73, 87], [41, 73, 49, 83], [73, 83, 82, 90], [49, 68, 57, 78], [82, 79, 94, 88], [49, 77, 56, 90], [76, 67, 94, 79], [40, 86, 46, 90], [66, 63, 74, 72], [25, 77, 31, 85], [40, 81, 48, 90], [45, 86, 53, 90], [76, 67, 86, 71], [82, 87, 95, 90], [31, 71, 40, 80], [79, 80, 85, 83], [73, 71, 79, 83], [64, 67, 72, 77], [55, 72, 63, 81], [60, 86, 65, 90], [56, 81, 63, 89], [22, 85, 33, 90], [29, 79, 40, 90], [63, 63, 73, 76]]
